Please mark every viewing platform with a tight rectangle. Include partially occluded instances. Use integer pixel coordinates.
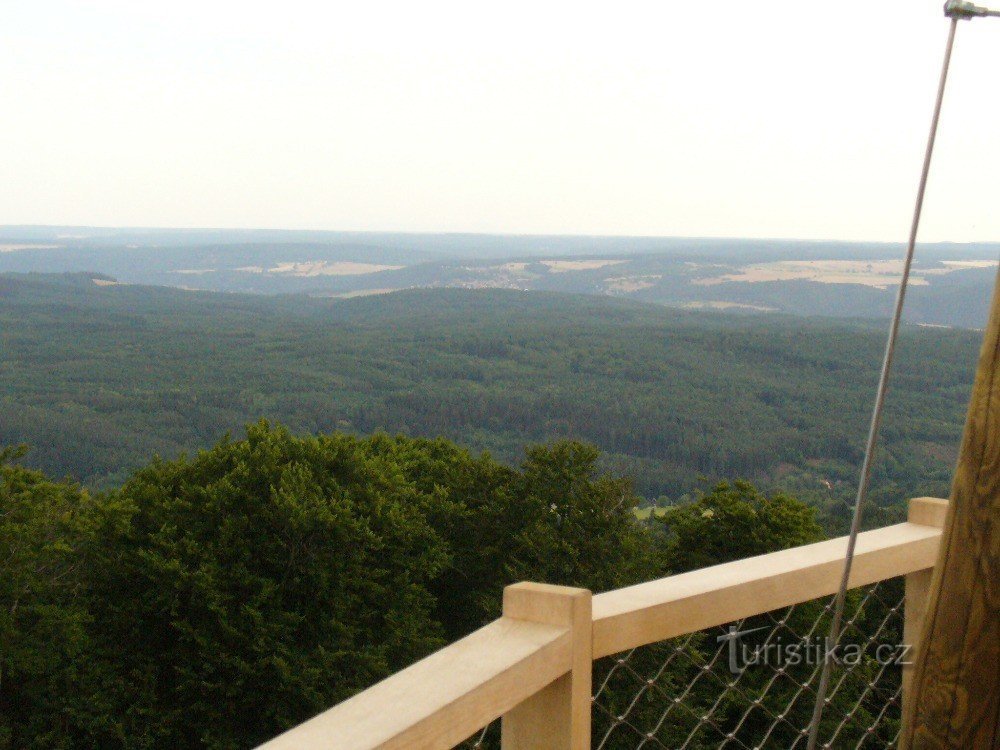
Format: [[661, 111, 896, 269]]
[[257, 497, 948, 749]]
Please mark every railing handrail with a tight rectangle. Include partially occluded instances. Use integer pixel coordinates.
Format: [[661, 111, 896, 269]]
[[593, 499, 947, 657], [259, 617, 573, 750], [256, 497, 948, 750]]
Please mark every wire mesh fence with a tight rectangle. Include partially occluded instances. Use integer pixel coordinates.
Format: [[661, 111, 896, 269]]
[[455, 579, 906, 749], [592, 578, 906, 750], [458, 719, 500, 749]]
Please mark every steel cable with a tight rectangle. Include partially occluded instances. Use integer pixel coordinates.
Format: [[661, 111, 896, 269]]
[[803, 16, 960, 750]]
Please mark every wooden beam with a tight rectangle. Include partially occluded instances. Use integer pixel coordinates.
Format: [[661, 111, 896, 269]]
[[908, 496, 950, 528], [592, 519, 944, 658], [254, 498, 948, 750], [901, 271, 1000, 750], [256, 617, 572, 750], [501, 583, 592, 750], [902, 498, 948, 717]]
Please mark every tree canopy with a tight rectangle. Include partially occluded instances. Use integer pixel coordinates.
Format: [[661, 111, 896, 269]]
[[0, 276, 974, 526], [2, 424, 664, 748], [2, 422, 907, 749], [657, 480, 825, 572]]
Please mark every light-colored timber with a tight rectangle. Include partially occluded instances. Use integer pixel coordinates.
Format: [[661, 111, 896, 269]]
[[592, 517, 944, 658], [255, 500, 946, 749], [500, 583, 592, 750], [903, 498, 947, 717], [908, 496, 951, 528], [257, 617, 572, 750], [902, 269, 1000, 750]]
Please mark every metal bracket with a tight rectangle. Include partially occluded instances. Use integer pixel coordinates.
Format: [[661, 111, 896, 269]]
[[944, 0, 1000, 19]]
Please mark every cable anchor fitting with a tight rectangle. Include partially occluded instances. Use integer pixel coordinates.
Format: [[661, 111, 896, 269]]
[[944, 0, 1000, 19]]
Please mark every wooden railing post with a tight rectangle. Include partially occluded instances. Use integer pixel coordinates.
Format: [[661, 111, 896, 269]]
[[901, 497, 947, 718], [501, 583, 592, 750]]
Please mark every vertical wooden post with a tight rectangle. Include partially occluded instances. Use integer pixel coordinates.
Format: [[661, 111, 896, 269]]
[[901, 269, 1000, 750], [902, 497, 948, 719], [501, 582, 592, 750]]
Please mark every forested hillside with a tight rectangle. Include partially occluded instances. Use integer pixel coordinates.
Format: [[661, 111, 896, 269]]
[[0, 273, 978, 523], [0, 427, 893, 749], [1, 273, 976, 747], [1, 230, 996, 327]]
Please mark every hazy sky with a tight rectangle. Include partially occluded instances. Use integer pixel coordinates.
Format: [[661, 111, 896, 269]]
[[2, 0, 998, 242]]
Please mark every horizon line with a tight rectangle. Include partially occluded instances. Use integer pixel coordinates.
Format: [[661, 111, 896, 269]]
[[1, 224, 999, 246]]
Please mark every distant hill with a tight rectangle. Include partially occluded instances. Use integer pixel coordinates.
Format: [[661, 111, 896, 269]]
[[1, 228, 996, 327], [0, 272, 977, 526]]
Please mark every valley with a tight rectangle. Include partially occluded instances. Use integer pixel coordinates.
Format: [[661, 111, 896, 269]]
[[1, 227, 996, 328], [0, 272, 977, 530]]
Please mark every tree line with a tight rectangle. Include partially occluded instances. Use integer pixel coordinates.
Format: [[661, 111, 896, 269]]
[[0, 275, 977, 524], [3, 423, 902, 749]]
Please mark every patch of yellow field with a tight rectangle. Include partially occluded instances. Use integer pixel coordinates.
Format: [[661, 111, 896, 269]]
[[460, 262, 532, 275], [323, 288, 399, 298], [496, 262, 529, 272], [604, 275, 662, 293], [269, 261, 404, 277], [0, 244, 60, 252], [540, 259, 626, 273], [940, 260, 998, 269], [682, 301, 777, 312], [695, 260, 931, 290], [694, 258, 999, 290]]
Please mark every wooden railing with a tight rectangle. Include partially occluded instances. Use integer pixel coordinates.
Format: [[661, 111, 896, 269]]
[[257, 497, 948, 750]]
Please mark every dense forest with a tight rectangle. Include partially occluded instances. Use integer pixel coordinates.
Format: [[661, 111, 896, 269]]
[[2, 424, 899, 749], [0, 273, 977, 527], [1, 273, 974, 746]]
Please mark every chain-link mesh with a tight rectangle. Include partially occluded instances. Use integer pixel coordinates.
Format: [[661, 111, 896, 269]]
[[592, 578, 906, 749], [452, 580, 906, 749], [455, 719, 500, 749]]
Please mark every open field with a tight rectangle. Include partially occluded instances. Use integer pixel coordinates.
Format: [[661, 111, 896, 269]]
[[692, 259, 998, 289], [540, 259, 626, 272], [2, 229, 998, 328]]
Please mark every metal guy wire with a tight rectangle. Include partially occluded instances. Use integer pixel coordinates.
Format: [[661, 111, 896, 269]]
[[589, 580, 907, 749], [804, 10, 964, 749]]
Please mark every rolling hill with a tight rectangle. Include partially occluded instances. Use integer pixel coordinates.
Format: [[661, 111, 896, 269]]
[[1, 228, 996, 327], [0, 272, 978, 527]]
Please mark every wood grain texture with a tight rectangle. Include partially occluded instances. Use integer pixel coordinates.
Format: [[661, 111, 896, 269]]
[[909, 497, 951, 529], [592, 520, 944, 658], [501, 583, 592, 750], [256, 617, 572, 750], [903, 499, 948, 718], [901, 269, 1000, 750], [904, 567, 934, 719]]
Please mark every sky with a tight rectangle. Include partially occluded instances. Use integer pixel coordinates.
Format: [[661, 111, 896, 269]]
[[1, 0, 998, 242]]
